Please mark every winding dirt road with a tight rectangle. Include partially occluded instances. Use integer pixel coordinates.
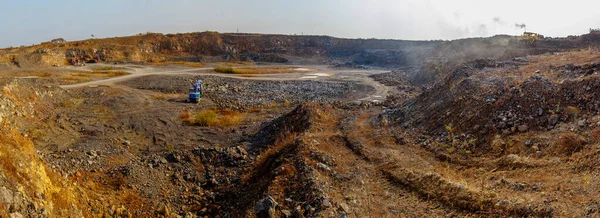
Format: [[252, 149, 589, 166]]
[[59, 63, 394, 102]]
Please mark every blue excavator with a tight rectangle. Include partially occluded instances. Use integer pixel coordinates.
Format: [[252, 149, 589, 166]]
[[188, 80, 203, 103]]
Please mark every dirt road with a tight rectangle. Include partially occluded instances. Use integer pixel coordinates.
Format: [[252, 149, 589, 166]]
[[59, 63, 394, 102]]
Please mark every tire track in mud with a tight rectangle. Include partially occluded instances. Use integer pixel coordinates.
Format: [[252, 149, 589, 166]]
[[338, 118, 552, 217], [326, 134, 450, 217], [317, 122, 453, 217], [338, 135, 454, 213]]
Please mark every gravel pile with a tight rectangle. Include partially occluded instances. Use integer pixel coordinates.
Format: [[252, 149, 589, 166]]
[[121, 75, 372, 110]]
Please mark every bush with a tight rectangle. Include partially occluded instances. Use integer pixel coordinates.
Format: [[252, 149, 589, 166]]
[[150, 61, 204, 67], [194, 110, 218, 126], [92, 66, 116, 71], [215, 109, 244, 126], [214, 66, 236, 73], [105, 70, 129, 76]]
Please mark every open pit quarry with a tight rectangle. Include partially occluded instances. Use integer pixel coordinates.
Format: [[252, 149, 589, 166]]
[[2, 31, 600, 217]]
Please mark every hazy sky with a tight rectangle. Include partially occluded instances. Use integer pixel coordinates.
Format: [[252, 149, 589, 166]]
[[2, 0, 600, 48]]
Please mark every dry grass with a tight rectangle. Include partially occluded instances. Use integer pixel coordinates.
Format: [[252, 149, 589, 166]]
[[213, 66, 238, 74], [58, 70, 129, 83], [72, 70, 129, 77], [63, 75, 92, 82], [470, 48, 600, 86], [150, 61, 204, 67], [215, 62, 255, 67], [31, 72, 53, 78], [180, 109, 245, 126], [153, 94, 167, 100], [92, 66, 125, 71], [193, 110, 217, 126], [517, 48, 600, 81], [214, 66, 295, 74], [242, 131, 298, 184]]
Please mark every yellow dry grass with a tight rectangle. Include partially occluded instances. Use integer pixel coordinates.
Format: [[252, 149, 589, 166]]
[[180, 109, 245, 126], [72, 70, 129, 77], [150, 61, 205, 67], [214, 66, 296, 74], [215, 62, 255, 67], [91, 66, 125, 71], [519, 48, 600, 81]]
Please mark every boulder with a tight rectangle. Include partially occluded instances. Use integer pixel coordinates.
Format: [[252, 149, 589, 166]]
[[517, 125, 528, 132], [578, 119, 586, 127], [317, 163, 331, 171], [255, 196, 278, 218]]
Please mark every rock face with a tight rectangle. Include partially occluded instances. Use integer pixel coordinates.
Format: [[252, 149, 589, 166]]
[[254, 196, 278, 218], [0, 31, 440, 68], [351, 50, 409, 67]]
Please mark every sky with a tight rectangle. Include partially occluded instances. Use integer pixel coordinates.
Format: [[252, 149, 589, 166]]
[[1, 0, 600, 48]]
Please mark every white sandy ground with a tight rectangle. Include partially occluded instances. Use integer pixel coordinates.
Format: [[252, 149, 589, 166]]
[[294, 68, 312, 71]]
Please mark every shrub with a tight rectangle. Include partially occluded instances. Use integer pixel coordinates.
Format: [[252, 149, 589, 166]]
[[165, 144, 174, 152], [214, 66, 296, 74], [150, 61, 204, 67], [214, 66, 253, 74], [215, 109, 245, 126], [71, 70, 129, 77], [92, 66, 115, 71], [178, 110, 190, 120], [214, 66, 236, 73], [105, 70, 129, 76], [565, 106, 580, 117], [153, 94, 167, 100], [194, 110, 218, 126]]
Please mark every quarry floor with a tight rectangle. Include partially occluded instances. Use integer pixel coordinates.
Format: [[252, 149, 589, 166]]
[[59, 63, 396, 103]]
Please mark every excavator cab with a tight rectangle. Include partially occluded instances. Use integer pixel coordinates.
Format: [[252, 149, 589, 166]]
[[188, 80, 203, 103]]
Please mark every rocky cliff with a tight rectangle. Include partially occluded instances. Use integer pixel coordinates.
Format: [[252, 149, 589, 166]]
[[0, 32, 439, 68]]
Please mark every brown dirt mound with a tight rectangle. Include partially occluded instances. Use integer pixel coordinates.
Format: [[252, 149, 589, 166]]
[[250, 103, 320, 152], [385, 55, 600, 154]]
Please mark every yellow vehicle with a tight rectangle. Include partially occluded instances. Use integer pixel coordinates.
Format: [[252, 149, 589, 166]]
[[520, 32, 542, 43]]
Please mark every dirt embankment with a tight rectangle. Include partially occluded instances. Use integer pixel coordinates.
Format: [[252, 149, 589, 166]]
[[384, 49, 600, 158], [0, 79, 93, 217], [411, 32, 600, 85]]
